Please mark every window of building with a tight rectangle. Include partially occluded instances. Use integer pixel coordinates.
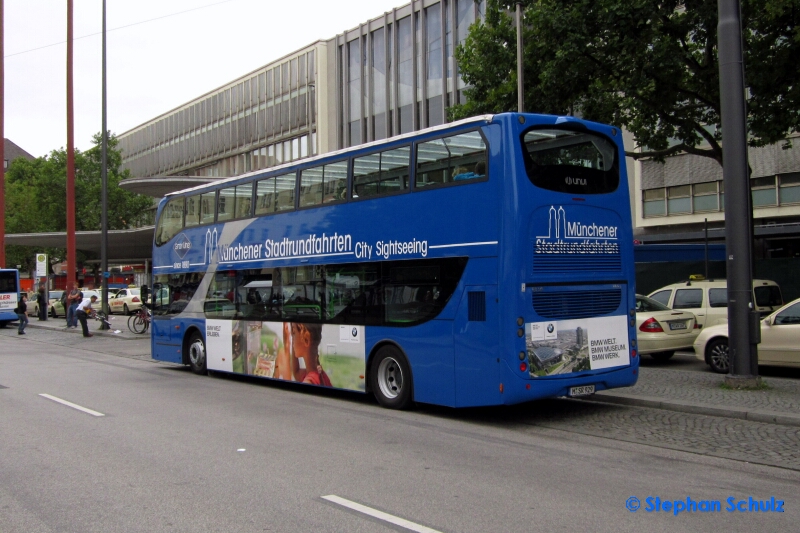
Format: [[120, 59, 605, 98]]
[[751, 176, 777, 207], [348, 39, 362, 146], [667, 185, 691, 214], [426, 3, 444, 127], [353, 146, 411, 199], [642, 188, 666, 217], [416, 131, 487, 189], [779, 172, 800, 204], [692, 181, 719, 212]]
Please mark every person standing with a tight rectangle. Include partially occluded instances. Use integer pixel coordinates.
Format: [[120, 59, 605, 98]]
[[16, 294, 29, 335], [37, 286, 48, 321], [75, 295, 98, 338], [66, 282, 82, 328]]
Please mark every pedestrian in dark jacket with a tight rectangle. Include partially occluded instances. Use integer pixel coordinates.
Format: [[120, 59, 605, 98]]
[[37, 286, 47, 321], [16, 295, 28, 335]]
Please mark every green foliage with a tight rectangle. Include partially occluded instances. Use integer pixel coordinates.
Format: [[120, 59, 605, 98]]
[[452, 0, 800, 164], [4, 133, 153, 270]]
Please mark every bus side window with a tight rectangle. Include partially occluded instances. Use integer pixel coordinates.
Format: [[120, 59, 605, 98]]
[[155, 197, 185, 246], [416, 131, 487, 188], [352, 146, 410, 199]]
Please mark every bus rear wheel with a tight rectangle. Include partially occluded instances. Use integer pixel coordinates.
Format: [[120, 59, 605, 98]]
[[370, 346, 412, 410], [187, 332, 207, 375]]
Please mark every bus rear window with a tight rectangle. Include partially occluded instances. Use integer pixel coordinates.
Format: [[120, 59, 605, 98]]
[[522, 128, 619, 194]]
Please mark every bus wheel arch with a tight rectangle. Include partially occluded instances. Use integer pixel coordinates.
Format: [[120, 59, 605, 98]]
[[183, 327, 207, 375], [367, 342, 414, 410]]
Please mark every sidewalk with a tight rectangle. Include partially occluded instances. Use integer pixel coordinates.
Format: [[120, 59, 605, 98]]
[[586, 365, 800, 427], [21, 315, 148, 341]]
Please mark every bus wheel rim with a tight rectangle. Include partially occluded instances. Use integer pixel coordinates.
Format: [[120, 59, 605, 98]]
[[377, 356, 403, 400], [189, 339, 205, 367]]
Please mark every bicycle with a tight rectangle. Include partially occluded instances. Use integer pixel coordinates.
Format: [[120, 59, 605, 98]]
[[127, 306, 151, 334]]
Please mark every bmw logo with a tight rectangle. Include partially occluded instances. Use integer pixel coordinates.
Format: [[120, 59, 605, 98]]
[[547, 324, 555, 333], [352, 327, 358, 338]]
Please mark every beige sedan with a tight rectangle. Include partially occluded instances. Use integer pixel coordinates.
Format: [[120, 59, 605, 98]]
[[693, 297, 800, 373], [108, 288, 143, 315], [635, 295, 698, 361]]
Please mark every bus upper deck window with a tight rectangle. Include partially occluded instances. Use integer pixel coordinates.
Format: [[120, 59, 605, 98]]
[[521, 128, 619, 195], [155, 197, 185, 246]]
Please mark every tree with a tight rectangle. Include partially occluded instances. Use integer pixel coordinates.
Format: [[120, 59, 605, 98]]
[[451, 0, 800, 164], [4, 133, 153, 271]]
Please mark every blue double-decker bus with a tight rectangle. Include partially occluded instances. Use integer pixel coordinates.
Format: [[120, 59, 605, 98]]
[[149, 113, 638, 409]]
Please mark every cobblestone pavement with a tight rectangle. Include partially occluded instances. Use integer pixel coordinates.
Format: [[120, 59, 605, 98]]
[[593, 366, 800, 425], [447, 399, 800, 472]]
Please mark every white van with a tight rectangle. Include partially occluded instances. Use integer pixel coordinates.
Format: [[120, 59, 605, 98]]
[[648, 277, 783, 329]]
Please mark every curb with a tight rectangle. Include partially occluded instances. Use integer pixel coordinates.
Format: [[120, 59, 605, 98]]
[[22, 321, 148, 341], [583, 392, 800, 428]]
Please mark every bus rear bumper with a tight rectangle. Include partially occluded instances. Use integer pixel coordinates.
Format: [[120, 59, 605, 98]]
[[498, 362, 639, 406]]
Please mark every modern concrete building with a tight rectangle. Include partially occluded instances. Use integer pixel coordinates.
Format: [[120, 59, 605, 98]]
[[117, 0, 800, 259], [118, 0, 484, 183], [633, 139, 800, 257]]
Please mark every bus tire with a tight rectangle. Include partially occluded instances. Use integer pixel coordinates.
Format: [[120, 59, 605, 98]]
[[370, 346, 413, 410], [0, 321, 7, 328], [187, 331, 207, 375]]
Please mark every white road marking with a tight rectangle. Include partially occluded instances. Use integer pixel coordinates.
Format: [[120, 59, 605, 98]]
[[322, 495, 442, 533], [39, 394, 105, 417]]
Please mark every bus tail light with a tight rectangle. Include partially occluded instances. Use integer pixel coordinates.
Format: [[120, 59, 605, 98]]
[[639, 318, 663, 333], [631, 349, 637, 358], [519, 362, 527, 373]]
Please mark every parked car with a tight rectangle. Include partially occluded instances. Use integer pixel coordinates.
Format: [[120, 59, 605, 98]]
[[648, 277, 783, 329], [635, 295, 699, 361], [50, 290, 100, 317], [108, 288, 143, 315], [693, 297, 800, 373]]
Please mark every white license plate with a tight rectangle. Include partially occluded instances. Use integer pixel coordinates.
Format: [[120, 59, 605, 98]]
[[669, 322, 687, 330], [569, 385, 595, 397]]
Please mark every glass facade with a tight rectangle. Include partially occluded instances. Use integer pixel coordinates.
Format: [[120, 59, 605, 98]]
[[119, 47, 318, 179], [337, 0, 479, 147], [119, 1, 482, 177]]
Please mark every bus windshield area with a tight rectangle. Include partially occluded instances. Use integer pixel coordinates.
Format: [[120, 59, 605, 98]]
[[522, 128, 619, 195]]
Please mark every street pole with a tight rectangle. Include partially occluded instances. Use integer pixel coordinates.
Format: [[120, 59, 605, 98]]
[[516, 2, 524, 113], [717, 0, 759, 386], [66, 0, 76, 287], [0, 0, 5, 268], [100, 0, 109, 328]]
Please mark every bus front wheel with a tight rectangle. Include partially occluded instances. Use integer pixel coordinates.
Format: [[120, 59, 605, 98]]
[[187, 332, 207, 375], [370, 346, 413, 410]]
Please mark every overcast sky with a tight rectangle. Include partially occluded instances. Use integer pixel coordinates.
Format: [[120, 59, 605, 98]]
[[5, 0, 407, 158]]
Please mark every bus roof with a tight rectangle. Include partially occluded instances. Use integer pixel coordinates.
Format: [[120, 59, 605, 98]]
[[165, 114, 495, 198]]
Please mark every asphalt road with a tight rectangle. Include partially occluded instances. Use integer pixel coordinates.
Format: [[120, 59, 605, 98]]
[[1, 329, 798, 532]]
